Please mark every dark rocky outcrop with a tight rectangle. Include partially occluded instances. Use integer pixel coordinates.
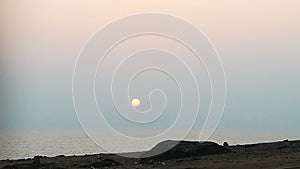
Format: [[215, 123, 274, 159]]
[[140, 140, 231, 163]]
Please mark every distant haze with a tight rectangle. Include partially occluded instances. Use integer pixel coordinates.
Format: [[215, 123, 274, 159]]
[[1, 0, 300, 141]]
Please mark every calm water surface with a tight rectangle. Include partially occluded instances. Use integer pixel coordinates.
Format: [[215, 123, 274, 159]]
[[0, 129, 298, 160]]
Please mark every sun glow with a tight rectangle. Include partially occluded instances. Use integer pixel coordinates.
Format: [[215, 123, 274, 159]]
[[131, 98, 141, 107]]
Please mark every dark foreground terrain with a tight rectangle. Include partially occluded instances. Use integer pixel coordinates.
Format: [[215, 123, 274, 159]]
[[1, 139, 300, 169]]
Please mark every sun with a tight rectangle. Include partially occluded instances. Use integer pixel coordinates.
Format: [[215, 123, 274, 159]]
[[131, 98, 141, 107]]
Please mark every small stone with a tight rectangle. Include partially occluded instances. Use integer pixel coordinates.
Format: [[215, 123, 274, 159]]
[[223, 142, 229, 147]]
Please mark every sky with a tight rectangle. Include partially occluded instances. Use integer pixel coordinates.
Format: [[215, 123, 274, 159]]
[[0, 0, 300, 140]]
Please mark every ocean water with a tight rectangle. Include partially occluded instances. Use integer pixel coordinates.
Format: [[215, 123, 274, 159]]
[[0, 129, 298, 160], [0, 129, 156, 160]]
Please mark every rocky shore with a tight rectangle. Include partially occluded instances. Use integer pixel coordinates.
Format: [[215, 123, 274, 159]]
[[1, 139, 300, 169]]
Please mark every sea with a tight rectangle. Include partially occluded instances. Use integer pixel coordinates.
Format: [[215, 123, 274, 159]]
[[0, 129, 298, 160]]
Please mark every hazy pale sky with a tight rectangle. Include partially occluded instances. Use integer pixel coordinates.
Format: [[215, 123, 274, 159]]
[[1, 0, 300, 139]]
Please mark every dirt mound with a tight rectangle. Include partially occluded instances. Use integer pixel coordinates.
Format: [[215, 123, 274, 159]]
[[140, 140, 231, 163]]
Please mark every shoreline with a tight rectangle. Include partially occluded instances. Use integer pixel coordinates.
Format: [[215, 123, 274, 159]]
[[2, 138, 300, 161], [1, 139, 300, 169]]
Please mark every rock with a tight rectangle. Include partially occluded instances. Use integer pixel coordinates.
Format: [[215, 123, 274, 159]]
[[283, 139, 289, 142], [140, 140, 231, 163], [223, 142, 229, 147], [56, 155, 65, 157], [32, 156, 40, 168]]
